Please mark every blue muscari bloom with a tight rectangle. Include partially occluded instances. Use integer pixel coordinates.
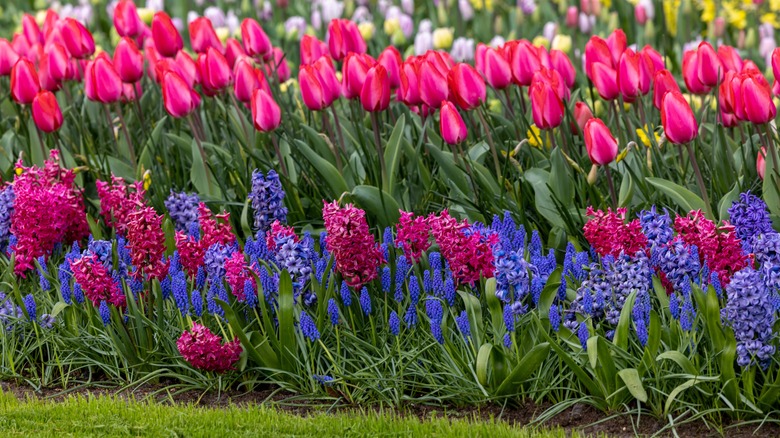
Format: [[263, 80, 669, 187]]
[[172, 272, 189, 316], [549, 304, 561, 332], [0, 186, 14, 252], [383, 226, 394, 247], [381, 266, 391, 293], [129, 275, 144, 298], [318, 232, 329, 258], [639, 206, 674, 248], [164, 190, 200, 232], [313, 374, 334, 386], [582, 288, 594, 314], [723, 267, 776, 368], [169, 251, 182, 275], [249, 169, 288, 235], [404, 303, 418, 327], [494, 248, 531, 303], [425, 299, 444, 344], [563, 243, 576, 276], [710, 271, 723, 297], [529, 230, 542, 260], [36, 256, 50, 292], [444, 276, 456, 307], [577, 322, 589, 350], [191, 289, 203, 317], [245, 280, 258, 308], [503, 333, 512, 348], [408, 274, 420, 303], [72, 283, 84, 304], [328, 298, 339, 326], [204, 243, 234, 283], [491, 211, 525, 254], [394, 255, 409, 302], [381, 243, 389, 263], [23, 294, 36, 322], [573, 252, 589, 281], [359, 287, 372, 315], [503, 304, 515, 332], [456, 310, 471, 340], [728, 192, 774, 253], [669, 293, 680, 319], [315, 257, 329, 281], [657, 240, 701, 290], [429, 252, 442, 272], [206, 282, 224, 316], [423, 270, 432, 293], [195, 266, 206, 290], [531, 277, 544, 305], [58, 263, 72, 305], [389, 311, 400, 336], [187, 221, 201, 240], [99, 301, 111, 326], [340, 281, 352, 306], [299, 311, 320, 341], [160, 275, 171, 300], [680, 287, 696, 331]]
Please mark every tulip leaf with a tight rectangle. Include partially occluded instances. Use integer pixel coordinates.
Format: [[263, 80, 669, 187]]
[[618, 368, 648, 403], [383, 114, 406, 194], [294, 139, 349, 197], [427, 144, 470, 195], [350, 185, 402, 229], [524, 169, 566, 228], [718, 179, 742, 222], [494, 342, 551, 397], [190, 139, 221, 199], [550, 148, 574, 204], [645, 177, 707, 215], [762, 149, 780, 217]]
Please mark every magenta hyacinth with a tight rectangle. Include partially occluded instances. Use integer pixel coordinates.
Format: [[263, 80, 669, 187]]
[[395, 211, 431, 263], [583, 207, 648, 258], [428, 210, 497, 286], [70, 254, 126, 307], [322, 201, 385, 289], [126, 205, 168, 280], [96, 175, 145, 236], [177, 322, 242, 373]]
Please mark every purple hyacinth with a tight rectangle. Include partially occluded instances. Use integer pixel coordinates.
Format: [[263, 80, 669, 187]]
[[656, 240, 701, 291], [165, 191, 200, 233], [493, 248, 531, 303], [722, 267, 776, 368], [271, 233, 314, 293], [249, 169, 288, 235], [727, 192, 773, 252], [753, 232, 780, 267], [0, 186, 14, 252], [639, 206, 673, 249]]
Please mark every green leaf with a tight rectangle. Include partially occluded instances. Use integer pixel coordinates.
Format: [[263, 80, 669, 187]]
[[427, 144, 470, 195], [277, 271, 297, 372], [646, 177, 707, 215], [665, 379, 700, 415], [763, 148, 780, 217], [383, 114, 406, 194], [190, 139, 221, 198], [294, 139, 349, 196], [217, 299, 278, 369], [350, 185, 402, 229], [494, 343, 551, 396], [612, 290, 637, 350], [537, 319, 604, 400], [618, 171, 634, 208], [49, 302, 69, 318], [458, 290, 484, 347], [657, 351, 698, 375], [524, 169, 566, 228], [618, 368, 648, 402], [718, 179, 742, 222], [550, 148, 574, 204], [484, 278, 505, 343]]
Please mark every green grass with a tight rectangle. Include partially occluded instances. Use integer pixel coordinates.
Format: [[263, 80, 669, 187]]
[[0, 390, 578, 437]]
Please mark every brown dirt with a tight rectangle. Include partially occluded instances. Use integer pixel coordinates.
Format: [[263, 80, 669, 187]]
[[1, 380, 777, 437]]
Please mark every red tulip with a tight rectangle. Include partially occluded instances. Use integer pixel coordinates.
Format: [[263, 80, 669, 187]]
[[42, 10, 60, 41], [361, 65, 391, 112], [61, 18, 94, 59], [224, 38, 245, 68], [550, 50, 576, 89], [241, 18, 272, 59], [342, 52, 375, 99], [682, 51, 710, 95], [113, 0, 143, 38], [573, 101, 594, 134], [399, 59, 422, 107], [152, 12, 183, 58], [0, 39, 19, 76], [640, 45, 665, 72], [300, 35, 328, 66], [758, 147, 767, 180], [251, 89, 281, 132], [22, 14, 43, 46], [652, 69, 681, 110], [420, 59, 449, 109], [591, 62, 619, 100], [530, 80, 564, 130], [617, 49, 641, 101], [114, 37, 144, 83], [327, 18, 366, 61], [10, 58, 40, 104], [86, 57, 123, 104], [660, 91, 698, 144], [440, 101, 468, 145], [31, 90, 63, 133], [161, 71, 195, 117], [696, 42, 722, 87], [190, 17, 223, 54], [585, 36, 613, 79], [175, 51, 199, 87], [312, 56, 341, 104], [740, 74, 776, 124], [719, 71, 737, 114], [233, 57, 260, 103], [482, 47, 512, 90], [584, 118, 618, 165], [741, 60, 761, 75], [510, 40, 541, 86], [532, 68, 568, 101], [39, 43, 69, 91], [265, 47, 290, 82], [378, 46, 402, 89], [447, 63, 485, 111], [606, 29, 627, 66], [718, 45, 743, 73], [299, 65, 329, 111]]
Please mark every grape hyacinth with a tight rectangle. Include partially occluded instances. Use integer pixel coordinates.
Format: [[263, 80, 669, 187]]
[[425, 299, 444, 344], [99, 300, 111, 326], [389, 310, 400, 336], [328, 298, 339, 326], [299, 311, 320, 341], [23, 293, 36, 322], [249, 170, 288, 235], [359, 287, 371, 315], [456, 310, 471, 340]]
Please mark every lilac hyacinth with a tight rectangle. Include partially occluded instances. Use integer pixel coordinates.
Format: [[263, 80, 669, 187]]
[[359, 287, 372, 315], [0, 185, 14, 252], [272, 233, 314, 293], [23, 294, 36, 322], [753, 232, 780, 267], [639, 206, 673, 248], [389, 311, 400, 336], [425, 299, 444, 344], [328, 298, 339, 326], [165, 191, 200, 233], [493, 248, 531, 303], [727, 192, 773, 252], [300, 311, 320, 341], [656, 240, 701, 291], [249, 170, 288, 235], [722, 267, 776, 367], [204, 243, 234, 283], [456, 310, 471, 340]]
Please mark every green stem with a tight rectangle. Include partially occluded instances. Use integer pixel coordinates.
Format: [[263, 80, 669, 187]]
[[686, 142, 711, 218]]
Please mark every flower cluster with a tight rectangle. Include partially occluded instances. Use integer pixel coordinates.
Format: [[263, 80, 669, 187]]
[[164, 190, 200, 233], [429, 210, 497, 286], [395, 211, 430, 263], [249, 169, 288, 234], [126, 206, 168, 280], [322, 201, 385, 289], [96, 175, 145, 235], [0, 186, 15, 252], [583, 207, 647, 258], [722, 267, 776, 368], [674, 210, 746, 286], [728, 192, 774, 253], [70, 254, 125, 307], [176, 323, 242, 373]]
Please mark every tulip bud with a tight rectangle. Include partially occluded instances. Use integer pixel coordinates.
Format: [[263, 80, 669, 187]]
[[61, 18, 95, 59], [42, 43, 69, 86], [419, 59, 449, 109], [190, 17, 223, 54], [31, 90, 63, 133], [22, 14, 43, 46], [11, 33, 31, 59], [617, 49, 640, 101], [758, 147, 766, 180], [591, 62, 619, 100], [114, 37, 144, 83], [440, 100, 468, 144], [584, 118, 618, 165], [652, 69, 680, 110], [772, 48, 780, 84], [199, 47, 232, 92], [0, 39, 20, 76], [378, 46, 402, 89], [740, 74, 776, 124], [573, 101, 594, 134], [300, 35, 328, 66], [313, 56, 341, 104], [343, 52, 375, 99], [299, 64, 328, 111], [152, 12, 183, 57], [511, 41, 541, 86], [328, 18, 367, 61], [251, 89, 281, 132], [224, 38, 246, 68], [696, 42, 722, 88], [233, 57, 260, 103], [447, 63, 486, 110], [10, 58, 40, 104], [361, 65, 391, 112], [565, 7, 579, 28], [635, 5, 648, 25], [681, 50, 710, 95], [660, 90, 698, 144], [530, 80, 564, 130], [86, 57, 123, 104], [162, 71, 195, 118], [606, 29, 626, 66], [483, 47, 512, 89], [113, 0, 144, 38]]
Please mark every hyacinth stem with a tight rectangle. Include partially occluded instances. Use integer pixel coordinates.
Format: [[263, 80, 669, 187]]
[[603, 165, 618, 209], [686, 142, 711, 218], [102, 104, 121, 156], [115, 104, 136, 166], [321, 110, 343, 171], [477, 108, 501, 179], [270, 133, 289, 179], [371, 112, 386, 186], [330, 106, 347, 157]]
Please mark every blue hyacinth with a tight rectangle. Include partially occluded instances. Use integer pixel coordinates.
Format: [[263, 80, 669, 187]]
[[656, 240, 701, 291], [164, 190, 200, 233], [359, 287, 371, 315], [456, 310, 471, 340], [727, 192, 774, 253], [249, 169, 288, 234], [493, 248, 531, 303], [389, 311, 401, 336], [0, 186, 14, 252], [503, 304, 515, 332], [722, 267, 776, 368], [328, 298, 339, 326], [23, 294, 36, 322], [99, 301, 111, 326], [271, 232, 314, 293], [639, 206, 674, 249], [299, 311, 320, 341]]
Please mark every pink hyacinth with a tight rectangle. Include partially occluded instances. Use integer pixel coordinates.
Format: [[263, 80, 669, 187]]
[[428, 210, 497, 286], [674, 210, 747, 286], [176, 231, 204, 277], [96, 175, 145, 235], [395, 210, 431, 263], [265, 220, 298, 250], [126, 205, 168, 280], [11, 151, 89, 276], [322, 201, 385, 289], [224, 250, 254, 301], [177, 322, 242, 373], [198, 203, 235, 248], [70, 254, 126, 307], [583, 207, 647, 258]]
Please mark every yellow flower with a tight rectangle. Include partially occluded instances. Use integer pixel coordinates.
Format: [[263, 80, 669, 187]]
[[469, 0, 493, 12], [532, 36, 550, 50], [527, 125, 544, 149], [723, 1, 747, 29], [636, 125, 662, 147], [280, 79, 297, 94], [383, 18, 400, 36], [488, 98, 502, 113], [771, 0, 780, 12], [433, 28, 454, 50], [15, 167, 22, 176], [215, 27, 230, 43], [551, 35, 572, 53], [664, 0, 681, 36], [761, 12, 780, 28], [358, 22, 375, 41], [699, 0, 716, 23], [137, 7, 154, 25], [142, 170, 152, 191]]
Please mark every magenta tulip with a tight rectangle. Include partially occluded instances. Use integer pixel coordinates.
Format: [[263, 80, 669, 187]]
[[360, 65, 391, 112], [440, 100, 468, 145], [251, 89, 281, 132], [584, 118, 618, 165], [152, 12, 183, 58], [10, 58, 40, 104], [114, 37, 144, 83], [31, 90, 63, 133], [660, 91, 698, 144]]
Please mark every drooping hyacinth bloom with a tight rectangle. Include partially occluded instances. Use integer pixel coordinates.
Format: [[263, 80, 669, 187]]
[[249, 169, 288, 235], [395, 211, 430, 263], [165, 190, 200, 233], [70, 254, 125, 307], [322, 202, 385, 289], [177, 322, 243, 372], [429, 210, 497, 286], [96, 175, 145, 235], [722, 267, 776, 368]]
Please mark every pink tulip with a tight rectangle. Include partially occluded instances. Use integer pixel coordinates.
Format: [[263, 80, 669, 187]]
[[0, 39, 20, 76], [22, 14, 43, 46], [419, 59, 449, 109], [399, 58, 422, 107], [152, 12, 183, 58], [550, 50, 576, 89], [161, 71, 195, 117], [532, 68, 568, 101], [475, 43, 487, 76], [61, 18, 94, 59], [224, 38, 246, 68], [617, 49, 640, 101], [606, 29, 627, 66], [86, 57, 123, 104], [482, 47, 512, 90], [772, 48, 780, 89], [635, 4, 648, 24], [378, 46, 402, 89], [652, 69, 681, 110], [440, 101, 468, 145], [39, 43, 69, 91], [573, 101, 594, 134], [682, 51, 711, 95], [510, 41, 541, 86], [31, 90, 63, 133], [299, 64, 329, 111], [312, 56, 341, 104], [241, 18, 272, 59], [251, 89, 281, 132], [361, 65, 391, 112], [758, 147, 767, 180], [113, 0, 144, 38], [327, 19, 366, 61], [265, 47, 290, 82], [11, 33, 31, 59], [740, 74, 776, 124], [566, 6, 579, 28], [342, 52, 375, 99], [300, 35, 328, 66], [660, 90, 698, 144], [585, 36, 613, 79], [530, 80, 564, 130], [718, 45, 743, 73], [584, 118, 618, 165], [121, 81, 142, 102], [696, 42, 722, 87], [190, 17, 223, 54], [233, 57, 260, 103], [175, 51, 200, 87], [591, 62, 619, 100], [10, 58, 40, 104], [114, 37, 144, 83], [448, 63, 486, 110], [199, 47, 232, 92]]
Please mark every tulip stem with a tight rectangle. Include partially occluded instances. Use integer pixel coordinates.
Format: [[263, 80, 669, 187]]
[[371, 112, 386, 186], [603, 165, 618, 209], [229, 93, 250, 146], [477, 108, 502, 179], [321, 110, 343, 171], [270, 134, 289, 179], [115, 104, 136, 166], [103, 104, 122, 158], [686, 142, 711, 217], [330, 106, 347, 157]]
